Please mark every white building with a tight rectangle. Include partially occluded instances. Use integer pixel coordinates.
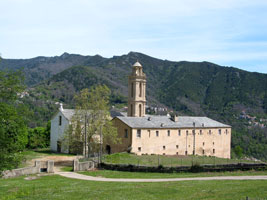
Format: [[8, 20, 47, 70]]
[[50, 104, 75, 153]]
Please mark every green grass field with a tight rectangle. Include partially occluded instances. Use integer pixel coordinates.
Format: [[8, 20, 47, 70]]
[[102, 152, 262, 167], [0, 175, 266, 200], [79, 169, 267, 179]]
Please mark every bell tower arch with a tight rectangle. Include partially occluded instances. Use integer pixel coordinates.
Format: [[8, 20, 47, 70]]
[[127, 61, 146, 117]]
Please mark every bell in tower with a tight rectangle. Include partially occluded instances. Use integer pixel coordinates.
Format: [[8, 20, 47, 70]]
[[127, 61, 146, 117]]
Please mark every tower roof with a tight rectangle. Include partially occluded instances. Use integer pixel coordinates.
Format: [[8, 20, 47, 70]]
[[133, 61, 142, 67]]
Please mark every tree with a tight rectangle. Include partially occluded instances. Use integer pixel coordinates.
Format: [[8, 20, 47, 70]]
[[0, 104, 28, 171], [234, 145, 243, 159], [0, 57, 28, 172], [27, 121, 51, 149], [64, 85, 119, 159]]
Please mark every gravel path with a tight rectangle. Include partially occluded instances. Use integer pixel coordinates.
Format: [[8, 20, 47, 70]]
[[56, 172, 267, 182]]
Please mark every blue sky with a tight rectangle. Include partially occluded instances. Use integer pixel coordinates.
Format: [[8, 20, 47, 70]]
[[1, 0, 267, 73]]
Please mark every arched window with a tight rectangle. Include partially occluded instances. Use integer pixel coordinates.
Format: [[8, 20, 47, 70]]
[[131, 83, 134, 97], [139, 82, 142, 97], [131, 104, 133, 116], [139, 104, 142, 117], [59, 116, 62, 126]]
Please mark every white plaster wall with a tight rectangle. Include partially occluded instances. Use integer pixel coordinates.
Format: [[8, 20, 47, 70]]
[[50, 111, 70, 153]]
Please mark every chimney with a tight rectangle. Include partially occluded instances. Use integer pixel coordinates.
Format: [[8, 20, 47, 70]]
[[171, 115, 178, 122], [59, 103, 64, 111]]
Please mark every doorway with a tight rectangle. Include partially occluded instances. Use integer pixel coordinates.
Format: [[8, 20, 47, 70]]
[[106, 145, 111, 154], [57, 141, 61, 153]]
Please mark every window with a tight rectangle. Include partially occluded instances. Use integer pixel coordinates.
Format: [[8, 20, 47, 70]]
[[185, 151, 188, 155], [218, 129, 221, 135], [186, 130, 188, 136], [138, 147, 141, 152], [137, 129, 141, 138], [139, 82, 142, 97], [213, 142, 215, 145], [203, 142, 205, 146], [124, 129, 128, 138], [226, 129, 228, 135], [188, 145, 190, 147], [176, 152, 179, 155], [176, 145, 179, 149], [200, 130, 202, 135], [156, 131, 159, 137], [148, 130, 151, 138], [131, 83, 134, 97], [167, 130, 170, 136], [131, 104, 133, 116], [178, 130, 181, 136], [59, 116, 62, 126], [202, 150, 205, 155], [139, 104, 142, 117], [209, 130, 211, 135], [213, 149, 215, 154], [163, 146, 166, 150]]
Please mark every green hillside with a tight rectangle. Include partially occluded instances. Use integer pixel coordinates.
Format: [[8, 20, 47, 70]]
[[1, 52, 267, 160]]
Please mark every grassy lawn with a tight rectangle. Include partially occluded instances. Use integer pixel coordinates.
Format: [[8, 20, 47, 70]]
[[0, 175, 266, 200], [79, 169, 267, 179], [102, 152, 263, 167]]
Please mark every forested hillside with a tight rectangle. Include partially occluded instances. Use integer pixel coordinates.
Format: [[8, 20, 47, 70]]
[[1, 52, 267, 160]]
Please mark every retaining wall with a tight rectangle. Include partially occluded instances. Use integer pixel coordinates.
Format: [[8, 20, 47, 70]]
[[2, 160, 54, 179], [73, 159, 96, 171]]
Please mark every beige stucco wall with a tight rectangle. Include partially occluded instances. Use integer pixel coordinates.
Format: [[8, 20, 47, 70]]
[[112, 119, 231, 159], [127, 74, 146, 117], [130, 127, 231, 159], [108, 118, 132, 154]]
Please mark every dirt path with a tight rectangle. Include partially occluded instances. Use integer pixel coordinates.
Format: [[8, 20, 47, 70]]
[[56, 172, 267, 182]]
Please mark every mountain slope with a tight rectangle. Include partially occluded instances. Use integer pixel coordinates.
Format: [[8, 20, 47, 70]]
[[1, 52, 267, 160], [0, 53, 107, 85]]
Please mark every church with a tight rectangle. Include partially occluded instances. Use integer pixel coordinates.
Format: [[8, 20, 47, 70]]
[[50, 61, 231, 159], [109, 62, 231, 159]]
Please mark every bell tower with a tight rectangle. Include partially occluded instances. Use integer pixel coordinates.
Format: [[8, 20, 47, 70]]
[[128, 61, 146, 117]]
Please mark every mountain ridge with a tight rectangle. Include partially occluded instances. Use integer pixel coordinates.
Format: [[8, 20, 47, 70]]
[[1, 51, 266, 160]]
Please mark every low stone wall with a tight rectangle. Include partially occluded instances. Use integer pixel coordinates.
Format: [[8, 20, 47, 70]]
[[2, 160, 54, 179], [73, 159, 96, 172], [100, 163, 267, 173]]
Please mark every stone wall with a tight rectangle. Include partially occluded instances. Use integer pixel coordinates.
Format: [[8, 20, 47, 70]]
[[73, 159, 96, 171], [2, 160, 54, 179]]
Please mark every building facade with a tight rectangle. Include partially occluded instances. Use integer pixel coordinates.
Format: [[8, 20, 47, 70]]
[[50, 105, 75, 153], [110, 62, 231, 159]]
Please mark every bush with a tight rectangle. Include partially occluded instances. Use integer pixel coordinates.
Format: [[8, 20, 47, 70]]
[[190, 163, 204, 173], [27, 122, 50, 149]]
